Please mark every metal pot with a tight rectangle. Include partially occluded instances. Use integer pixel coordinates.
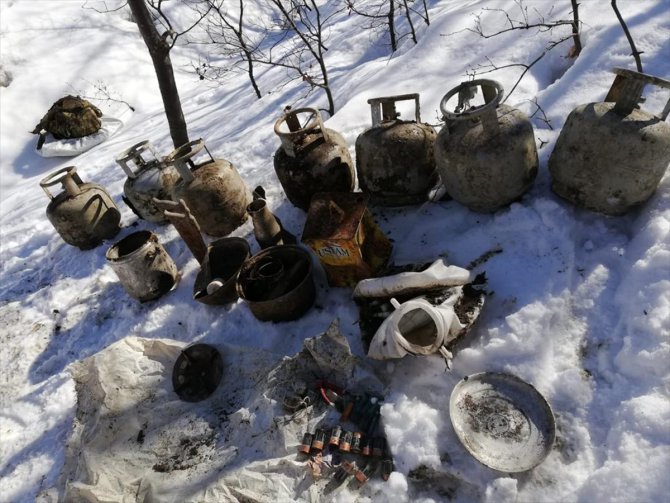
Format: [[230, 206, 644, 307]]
[[193, 237, 250, 305], [106, 230, 178, 302], [170, 139, 252, 237], [434, 80, 538, 212], [116, 140, 178, 223], [41, 166, 121, 250], [274, 108, 355, 210], [549, 68, 670, 215], [356, 94, 438, 206]]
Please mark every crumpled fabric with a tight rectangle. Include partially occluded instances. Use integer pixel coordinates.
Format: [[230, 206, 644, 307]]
[[36, 116, 124, 157]]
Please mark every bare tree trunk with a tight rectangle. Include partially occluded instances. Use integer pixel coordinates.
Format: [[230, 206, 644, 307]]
[[570, 0, 582, 56], [611, 0, 643, 72], [128, 0, 189, 149], [388, 0, 397, 51], [402, 0, 417, 44], [422, 0, 430, 26]]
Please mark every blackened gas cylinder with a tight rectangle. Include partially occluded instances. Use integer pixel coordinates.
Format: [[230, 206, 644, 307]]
[[274, 108, 355, 211], [549, 68, 670, 215], [434, 79, 538, 213], [170, 139, 252, 237], [41, 166, 121, 250], [356, 94, 438, 206]]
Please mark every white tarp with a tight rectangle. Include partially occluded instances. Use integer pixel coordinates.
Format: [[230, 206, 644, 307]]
[[36, 116, 124, 157]]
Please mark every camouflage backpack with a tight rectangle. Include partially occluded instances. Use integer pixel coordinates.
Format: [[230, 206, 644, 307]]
[[32, 95, 103, 141]]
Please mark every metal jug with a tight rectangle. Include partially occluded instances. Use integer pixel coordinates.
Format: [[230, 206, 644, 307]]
[[40, 166, 121, 250], [355, 94, 438, 206], [106, 230, 178, 302], [434, 80, 538, 213], [247, 186, 296, 249], [273, 108, 355, 210], [549, 68, 670, 215], [169, 139, 252, 237], [116, 140, 178, 223]]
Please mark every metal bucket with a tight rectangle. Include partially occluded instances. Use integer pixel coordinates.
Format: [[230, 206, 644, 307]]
[[236, 245, 315, 322], [193, 237, 251, 305], [106, 230, 179, 302]]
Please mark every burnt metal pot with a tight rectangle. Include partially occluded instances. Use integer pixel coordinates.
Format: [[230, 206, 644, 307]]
[[236, 245, 315, 322], [193, 237, 251, 305], [106, 230, 179, 302]]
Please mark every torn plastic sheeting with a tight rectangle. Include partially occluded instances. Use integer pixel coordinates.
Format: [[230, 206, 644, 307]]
[[36, 116, 124, 157], [352, 258, 471, 299]]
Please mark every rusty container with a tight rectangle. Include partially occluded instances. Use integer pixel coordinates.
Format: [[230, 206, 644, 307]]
[[116, 140, 178, 223], [549, 68, 670, 215], [302, 192, 393, 288], [356, 94, 438, 206], [193, 237, 251, 305], [236, 245, 315, 322], [274, 108, 355, 210], [435, 79, 538, 213], [247, 186, 296, 249], [106, 230, 179, 302], [170, 139, 252, 237], [40, 166, 121, 250]]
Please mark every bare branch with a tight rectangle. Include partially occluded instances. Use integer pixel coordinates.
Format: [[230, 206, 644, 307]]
[[611, 0, 643, 72]]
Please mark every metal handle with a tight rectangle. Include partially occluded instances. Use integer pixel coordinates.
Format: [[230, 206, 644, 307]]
[[115, 140, 161, 179], [368, 93, 421, 126], [440, 79, 504, 136], [273, 108, 329, 158], [40, 166, 83, 199], [166, 139, 213, 183], [605, 68, 670, 119]]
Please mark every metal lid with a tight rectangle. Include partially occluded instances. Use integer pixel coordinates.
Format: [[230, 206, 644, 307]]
[[172, 344, 223, 402], [449, 372, 555, 472]]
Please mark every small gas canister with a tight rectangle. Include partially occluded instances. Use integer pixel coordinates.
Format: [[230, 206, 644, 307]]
[[298, 433, 313, 455], [329, 425, 343, 448], [302, 192, 393, 287], [351, 432, 363, 454], [311, 429, 326, 453], [339, 431, 353, 453]]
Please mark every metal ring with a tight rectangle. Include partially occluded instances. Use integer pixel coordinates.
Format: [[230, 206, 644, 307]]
[[439, 79, 504, 121]]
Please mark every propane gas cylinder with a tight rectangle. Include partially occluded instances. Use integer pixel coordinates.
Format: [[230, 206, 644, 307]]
[[549, 68, 670, 215], [169, 139, 252, 237], [434, 79, 538, 213], [274, 108, 355, 210], [116, 140, 179, 223], [40, 166, 121, 250], [356, 94, 438, 206]]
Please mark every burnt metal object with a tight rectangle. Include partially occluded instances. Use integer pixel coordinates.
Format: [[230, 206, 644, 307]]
[[172, 343, 223, 402], [435, 80, 538, 212], [298, 433, 314, 455], [152, 197, 207, 264], [169, 139, 252, 237], [274, 108, 355, 210], [549, 68, 670, 215], [356, 94, 438, 206], [302, 192, 392, 287], [193, 237, 250, 305], [236, 245, 315, 322], [248, 186, 296, 249], [449, 372, 556, 473], [41, 166, 121, 250], [106, 230, 178, 302], [116, 140, 178, 223]]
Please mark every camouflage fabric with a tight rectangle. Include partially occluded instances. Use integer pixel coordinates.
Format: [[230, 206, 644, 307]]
[[32, 95, 103, 139]]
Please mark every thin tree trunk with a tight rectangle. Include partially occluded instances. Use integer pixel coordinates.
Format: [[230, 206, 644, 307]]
[[611, 0, 643, 72], [388, 0, 396, 51], [570, 0, 582, 56], [402, 0, 417, 44], [128, 0, 189, 149]]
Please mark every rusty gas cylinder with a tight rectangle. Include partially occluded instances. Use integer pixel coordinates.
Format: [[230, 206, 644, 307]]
[[549, 68, 670, 215], [41, 166, 121, 250], [116, 140, 178, 223], [169, 139, 252, 237], [435, 79, 538, 212], [273, 108, 355, 211], [356, 94, 438, 205]]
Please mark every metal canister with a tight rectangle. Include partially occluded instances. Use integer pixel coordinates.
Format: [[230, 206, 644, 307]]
[[116, 140, 178, 223], [549, 68, 670, 215], [106, 230, 178, 302], [339, 430, 353, 453], [273, 108, 355, 210], [356, 93, 438, 206], [298, 433, 313, 455], [41, 166, 121, 250], [434, 79, 538, 212], [351, 432, 363, 454], [361, 438, 372, 457], [312, 429, 326, 453], [329, 425, 342, 447], [170, 139, 252, 237]]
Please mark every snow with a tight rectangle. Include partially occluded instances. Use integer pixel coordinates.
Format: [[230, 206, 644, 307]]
[[1, 0, 669, 501]]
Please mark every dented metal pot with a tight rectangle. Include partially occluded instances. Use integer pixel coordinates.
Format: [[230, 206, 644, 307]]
[[170, 139, 252, 237], [435, 80, 538, 213], [236, 245, 315, 322], [274, 108, 355, 210], [106, 230, 178, 302], [41, 166, 121, 250], [116, 140, 178, 223], [549, 68, 670, 215], [193, 237, 250, 305], [356, 94, 438, 206]]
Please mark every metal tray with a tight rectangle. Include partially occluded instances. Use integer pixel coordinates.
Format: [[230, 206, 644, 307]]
[[449, 372, 555, 472]]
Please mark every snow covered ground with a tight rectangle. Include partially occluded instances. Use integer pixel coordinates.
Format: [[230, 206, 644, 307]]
[[1, 0, 669, 501]]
